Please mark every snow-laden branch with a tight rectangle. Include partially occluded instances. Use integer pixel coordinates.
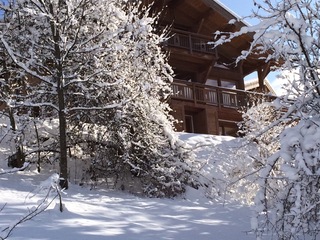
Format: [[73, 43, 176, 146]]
[[15, 102, 59, 111], [63, 70, 122, 88], [0, 162, 30, 175], [68, 101, 123, 111], [0, 36, 56, 88], [65, 29, 107, 57]]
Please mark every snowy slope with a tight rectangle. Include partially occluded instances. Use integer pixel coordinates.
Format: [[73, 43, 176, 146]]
[[0, 133, 256, 240]]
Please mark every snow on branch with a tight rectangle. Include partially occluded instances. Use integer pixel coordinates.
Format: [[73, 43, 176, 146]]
[[0, 36, 55, 88], [67, 98, 133, 112], [0, 162, 30, 175]]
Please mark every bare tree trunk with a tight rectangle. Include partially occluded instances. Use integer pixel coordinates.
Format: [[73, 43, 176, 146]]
[[49, 3, 68, 189], [7, 100, 25, 168], [58, 87, 68, 189], [33, 121, 41, 172], [8, 107, 16, 132]]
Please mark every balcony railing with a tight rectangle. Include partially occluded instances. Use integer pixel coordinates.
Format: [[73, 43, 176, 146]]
[[171, 80, 276, 108], [167, 29, 217, 55]]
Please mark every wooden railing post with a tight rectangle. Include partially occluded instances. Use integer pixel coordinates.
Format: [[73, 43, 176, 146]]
[[193, 83, 197, 104], [217, 88, 221, 108], [189, 33, 193, 54]]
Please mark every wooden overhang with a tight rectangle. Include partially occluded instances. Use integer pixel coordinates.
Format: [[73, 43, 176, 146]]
[[143, 0, 279, 89]]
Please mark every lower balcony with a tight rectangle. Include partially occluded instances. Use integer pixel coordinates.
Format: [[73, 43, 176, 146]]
[[171, 80, 276, 108]]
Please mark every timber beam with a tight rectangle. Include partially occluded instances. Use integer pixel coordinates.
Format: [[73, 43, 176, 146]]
[[257, 61, 271, 92]]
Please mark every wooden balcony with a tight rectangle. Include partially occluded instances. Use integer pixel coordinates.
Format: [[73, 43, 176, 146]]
[[167, 29, 217, 55], [171, 80, 276, 108]]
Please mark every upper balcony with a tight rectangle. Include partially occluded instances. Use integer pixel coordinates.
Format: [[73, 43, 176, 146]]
[[171, 80, 276, 108], [166, 29, 217, 56]]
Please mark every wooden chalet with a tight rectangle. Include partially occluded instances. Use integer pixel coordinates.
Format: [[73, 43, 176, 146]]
[[0, 1, 277, 137], [145, 0, 277, 136]]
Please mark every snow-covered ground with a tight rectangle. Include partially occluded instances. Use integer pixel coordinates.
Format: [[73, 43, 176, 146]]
[[0, 133, 256, 240]]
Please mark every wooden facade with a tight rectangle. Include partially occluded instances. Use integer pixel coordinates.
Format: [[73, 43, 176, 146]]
[[147, 0, 277, 136]]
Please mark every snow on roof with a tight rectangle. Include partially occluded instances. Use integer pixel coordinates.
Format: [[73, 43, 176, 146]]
[[214, 0, 243, 20], [202, 0, 251, 26], [245, 78, 277, 95]]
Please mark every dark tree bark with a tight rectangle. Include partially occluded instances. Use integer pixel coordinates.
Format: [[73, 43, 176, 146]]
[[49, 2, 68, 189]]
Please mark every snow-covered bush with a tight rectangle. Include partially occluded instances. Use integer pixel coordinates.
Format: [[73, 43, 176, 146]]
[[225, 101, 287, 204], [202, 138, 259, 204], [199, 100, 287, 205], [250, 117, 320, 240], [213, 0, 320, 238]]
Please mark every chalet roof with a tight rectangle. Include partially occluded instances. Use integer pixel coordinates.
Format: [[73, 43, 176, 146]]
[[245, 78, 277, 95], [203, 0, 248, 25], [147, 0, 275, 77]]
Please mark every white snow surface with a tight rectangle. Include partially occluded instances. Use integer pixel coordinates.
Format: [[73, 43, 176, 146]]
[[0, 133, 255, 240]]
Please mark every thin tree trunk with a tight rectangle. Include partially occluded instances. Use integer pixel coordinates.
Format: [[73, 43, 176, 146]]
[[7, 92, 25, 168], [33, 121, 41, 173], [58, 88, 68, 189], [49, 2, 68, 189]]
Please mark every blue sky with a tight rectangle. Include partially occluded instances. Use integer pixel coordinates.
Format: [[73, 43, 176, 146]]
[[217, 0, 268, 25], [218, 0, 258, 21]]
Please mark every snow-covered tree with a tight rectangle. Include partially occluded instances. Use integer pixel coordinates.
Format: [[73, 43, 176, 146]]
[[240, 99, 284, 157], [74, 5, 200, 198], [0, 0, 199, 196], [214, 0, 320, 239], [0, 0, 145, 189], [0, 42, 30, 168]]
